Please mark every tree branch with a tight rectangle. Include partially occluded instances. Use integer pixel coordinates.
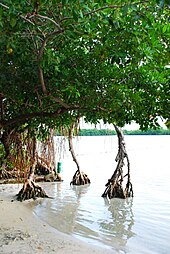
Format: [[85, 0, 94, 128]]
[[84, 1, 149, 16], [1, 109, 67, 128], [37, 29, 64, 95], [50, 95, 71, 109], [0, 104, 104, 129], [84, 5, 121, 16], [38, 67, 47, 94], [35, 14, 62, 30], [0, 3, 9, 9], [37, 29, 64, 61], [0, 2, 36, 26]]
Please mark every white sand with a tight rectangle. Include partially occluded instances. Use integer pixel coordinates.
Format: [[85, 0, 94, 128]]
[[0, 185, 116, 254]]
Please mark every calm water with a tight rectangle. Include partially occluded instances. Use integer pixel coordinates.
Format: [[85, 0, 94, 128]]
[[31, 136, 170, 253]]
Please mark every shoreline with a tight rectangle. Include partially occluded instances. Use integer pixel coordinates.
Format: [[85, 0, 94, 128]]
[[0, 184, 115, 254]]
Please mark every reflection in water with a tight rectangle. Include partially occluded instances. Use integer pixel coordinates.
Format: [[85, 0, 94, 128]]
[[32, 183, 92, 234], [72, 185, 135, 252], [22, 136, 170, 253], [71, 184, 90, 199], [102, 198, 135, 250], [31, 182, 135, 252]]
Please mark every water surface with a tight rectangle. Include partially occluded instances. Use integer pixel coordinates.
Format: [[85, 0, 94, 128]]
[[30, 136, 170, 253]]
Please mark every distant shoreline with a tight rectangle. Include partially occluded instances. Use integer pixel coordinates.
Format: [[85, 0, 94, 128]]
[[56, 128, 170, 136]]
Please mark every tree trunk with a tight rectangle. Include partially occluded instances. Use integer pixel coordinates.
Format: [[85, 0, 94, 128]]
[[16, 136, 49, 201], [69, 122, 90, 185], [1, 129, 11, 159], [37, 129, 56, 173], [35, 130, 62, 181], [101, 124, 133, 199], [0, 129, 21, 179]]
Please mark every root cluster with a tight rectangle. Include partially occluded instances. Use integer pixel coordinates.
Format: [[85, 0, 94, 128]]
[[16, 179, 49, 201], [70, 170, 90, 185], [102, 177, 133, 199]]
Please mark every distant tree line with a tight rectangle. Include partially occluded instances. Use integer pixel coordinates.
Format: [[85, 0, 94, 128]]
[[76, 128, 170, 136]]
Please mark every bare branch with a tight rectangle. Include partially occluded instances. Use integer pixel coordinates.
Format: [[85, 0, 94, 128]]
[[38, 67, 47, 95], [0, 3, 9, 9], [59, 17, 72, 23], [20, 15, 35, 26], [36, 14, 62, 30]]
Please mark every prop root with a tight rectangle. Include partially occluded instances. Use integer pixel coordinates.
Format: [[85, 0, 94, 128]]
[[102, 124, 133, 199]]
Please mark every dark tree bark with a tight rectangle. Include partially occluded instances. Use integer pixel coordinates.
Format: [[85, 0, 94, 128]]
[[69, 121, 90, 186], [1, 129, 15, 159], [101, 124, 133, 199]]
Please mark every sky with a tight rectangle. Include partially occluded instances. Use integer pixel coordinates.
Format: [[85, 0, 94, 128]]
[[80, 118, 167, 130]]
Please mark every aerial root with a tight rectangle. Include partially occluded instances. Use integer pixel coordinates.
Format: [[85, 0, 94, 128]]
[[101, 124, 134, 199]]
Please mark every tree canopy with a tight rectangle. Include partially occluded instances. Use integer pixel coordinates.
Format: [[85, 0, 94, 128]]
[[0, 0, 170, 135]]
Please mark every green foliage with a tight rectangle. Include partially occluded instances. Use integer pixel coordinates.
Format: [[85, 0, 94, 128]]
[[79, 129, 116, 136], [71, 128, 170, 136], [123, 128, 170, 135], [0, 0, 169, 140]]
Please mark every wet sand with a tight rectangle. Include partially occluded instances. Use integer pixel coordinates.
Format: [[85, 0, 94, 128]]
[[0, 185, 115, 254]]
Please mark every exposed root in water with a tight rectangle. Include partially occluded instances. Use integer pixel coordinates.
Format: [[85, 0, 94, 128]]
[[102, 124, 133, 199], [70, 169, 90, 185], [68, 119, 90, 186]]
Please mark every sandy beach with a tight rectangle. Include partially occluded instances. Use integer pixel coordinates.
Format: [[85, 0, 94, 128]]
[[0, 184, 115, 254]]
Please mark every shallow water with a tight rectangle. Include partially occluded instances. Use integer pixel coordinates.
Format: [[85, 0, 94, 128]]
[[1, 135, 170, 253], [30, 135, 170, 254]]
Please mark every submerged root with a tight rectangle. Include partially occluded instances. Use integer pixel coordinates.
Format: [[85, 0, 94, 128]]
[[16, 179, 49, 201], [70, 170, 90, 186]]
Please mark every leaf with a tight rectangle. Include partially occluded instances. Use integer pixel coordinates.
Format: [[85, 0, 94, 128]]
[[165, 0, 170, 4], [62, 0, 67, 4], [158, 0, 165, 8], [122, 5, 129, 16], [10, 17, 17, 28], [72, 8, 78, 22], [80, 10, 84, 19], [162, 25, 167, 33], [165, 119, 170, 129]]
